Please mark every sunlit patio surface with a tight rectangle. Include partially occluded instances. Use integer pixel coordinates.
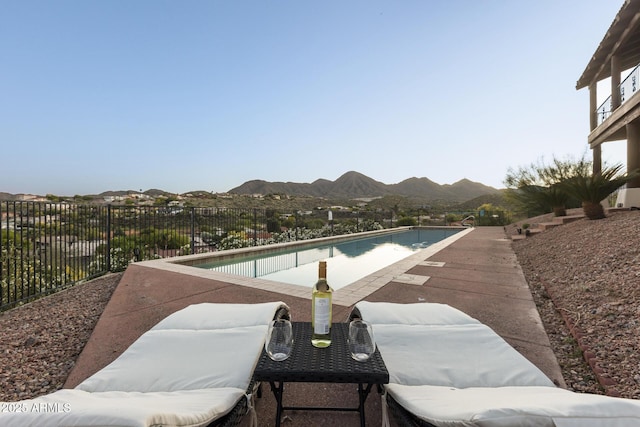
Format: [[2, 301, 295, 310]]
[[64, 227, 564, 426]]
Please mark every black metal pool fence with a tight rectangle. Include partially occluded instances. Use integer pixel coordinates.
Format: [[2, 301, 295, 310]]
[[0, 202, 397, 311]]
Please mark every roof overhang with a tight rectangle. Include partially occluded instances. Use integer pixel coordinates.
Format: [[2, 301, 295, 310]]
[[576, 0, 640, 90]]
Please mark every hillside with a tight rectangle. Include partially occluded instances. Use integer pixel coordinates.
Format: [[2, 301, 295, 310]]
[[3, 172, 502, 208], [229, 171, 500, 203], [513, 210, 640, 398]]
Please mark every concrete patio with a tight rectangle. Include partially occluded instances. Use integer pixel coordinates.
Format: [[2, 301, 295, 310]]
[[64, 226, 564, 426]]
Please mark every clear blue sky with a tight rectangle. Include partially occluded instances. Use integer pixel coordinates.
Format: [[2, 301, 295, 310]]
[[1, 0, 628, 196]]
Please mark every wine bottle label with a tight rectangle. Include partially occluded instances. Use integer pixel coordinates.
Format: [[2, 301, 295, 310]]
[[313, 296, 331, 335]]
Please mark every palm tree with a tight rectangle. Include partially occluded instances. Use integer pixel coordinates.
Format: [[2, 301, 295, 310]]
[[520, 184, 571, 217], [559, 164, 640, 220]]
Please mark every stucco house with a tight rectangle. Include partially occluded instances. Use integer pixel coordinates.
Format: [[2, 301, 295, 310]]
[[577, 0, 640, 207]]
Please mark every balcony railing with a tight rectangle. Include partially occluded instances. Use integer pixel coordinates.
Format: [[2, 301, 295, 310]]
[[596, 63, 640, 126]]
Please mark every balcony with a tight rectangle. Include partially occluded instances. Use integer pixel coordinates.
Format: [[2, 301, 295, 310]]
[[596, 63, 640, 126]]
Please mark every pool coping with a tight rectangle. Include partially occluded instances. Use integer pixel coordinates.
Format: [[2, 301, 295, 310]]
[[136, 226, 474, 307]]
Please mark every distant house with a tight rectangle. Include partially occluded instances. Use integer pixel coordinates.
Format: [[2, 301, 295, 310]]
[[576, 0, 640, 207], [13, 194, 48, 202], [104, 195, 124, 203], [68, 240, 104, 258], [35, 236, 104, 259]]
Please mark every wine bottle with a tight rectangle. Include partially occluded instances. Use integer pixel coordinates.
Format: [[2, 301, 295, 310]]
[[311, 260, 332, 347]]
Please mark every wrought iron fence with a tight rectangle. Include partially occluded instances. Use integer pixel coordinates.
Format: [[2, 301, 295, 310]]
[[0, 201, 392, 311]]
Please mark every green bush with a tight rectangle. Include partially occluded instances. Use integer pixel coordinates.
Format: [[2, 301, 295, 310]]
[[397, 216, 417, 226], [559, 164, 640, 220]]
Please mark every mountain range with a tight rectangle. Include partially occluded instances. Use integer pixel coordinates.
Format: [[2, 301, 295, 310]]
[[229, 171, 501, 203], [2, 172, 502, 205]]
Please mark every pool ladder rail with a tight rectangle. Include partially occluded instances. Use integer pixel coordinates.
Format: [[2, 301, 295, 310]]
[[461, 215, 475, 227]]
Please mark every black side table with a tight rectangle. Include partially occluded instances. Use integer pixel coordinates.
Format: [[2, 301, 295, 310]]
[[253, 322, 389, 427]]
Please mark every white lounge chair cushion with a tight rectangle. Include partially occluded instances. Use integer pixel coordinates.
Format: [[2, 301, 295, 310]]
[[374, 323, 554, 388], [77, 326, 266, 392], [355, 302, 640, 426], [152, 302, 286, 330], [355, 301, 480, 326], [77, 302, 288, 393], [0, 388, 245, 427], [387, 384, 640, 427], [1, 301, 288, 426], [356, 301, 554, 388]]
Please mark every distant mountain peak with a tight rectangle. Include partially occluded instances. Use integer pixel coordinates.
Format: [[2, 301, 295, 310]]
[[229, 172, 499, 203]]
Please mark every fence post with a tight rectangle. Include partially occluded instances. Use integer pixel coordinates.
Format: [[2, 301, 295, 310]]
[[106, 204, 111, 272], [190, 207, 196, 255], [253, 209, 257, 246]]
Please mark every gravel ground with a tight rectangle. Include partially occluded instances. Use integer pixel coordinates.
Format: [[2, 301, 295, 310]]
[[0, 274, 121, 401], [1, 211, 639, 402], [512, 209, 640, 399]]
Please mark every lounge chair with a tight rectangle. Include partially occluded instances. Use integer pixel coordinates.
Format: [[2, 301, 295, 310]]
[[350, 301, 640, 427], [0, 301, 289, 427]]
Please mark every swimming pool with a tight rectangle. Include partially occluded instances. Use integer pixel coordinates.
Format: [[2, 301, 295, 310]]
[[138, 226, 473, 306], [194, 228, 462, 290]]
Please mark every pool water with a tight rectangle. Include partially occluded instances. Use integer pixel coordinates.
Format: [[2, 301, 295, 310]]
[[197, 229, 461, 290]]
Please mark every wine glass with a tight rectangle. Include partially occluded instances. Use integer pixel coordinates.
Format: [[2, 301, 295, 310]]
[[265, 319, 293, 361], [348, 320, 376, 361]]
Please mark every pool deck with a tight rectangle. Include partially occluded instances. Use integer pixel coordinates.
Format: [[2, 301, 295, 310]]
[[64, 226, 565, 426]]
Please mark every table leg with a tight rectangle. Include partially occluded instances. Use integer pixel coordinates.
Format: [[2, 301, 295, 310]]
[[268, 381, 284, 427], [265, 380, 380, 426], [358, 383, 374, 427]]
